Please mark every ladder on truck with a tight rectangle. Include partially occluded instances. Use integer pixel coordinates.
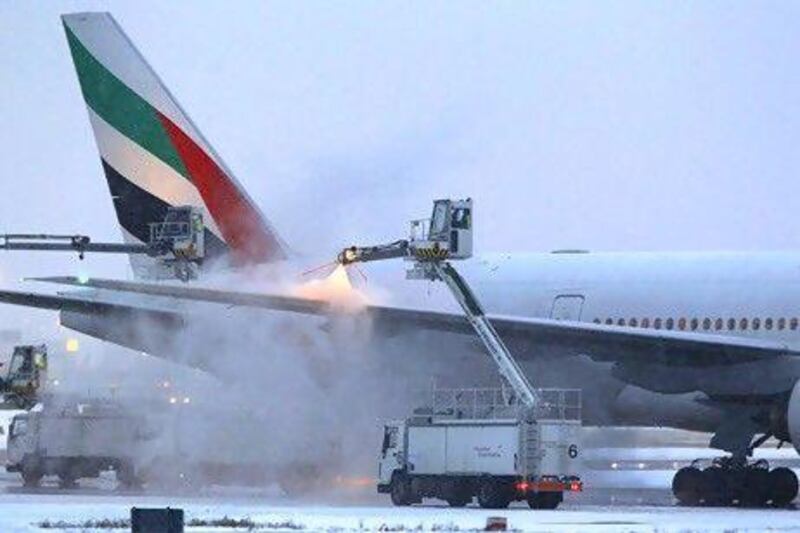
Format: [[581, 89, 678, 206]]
[[337, 198, 538, 409]]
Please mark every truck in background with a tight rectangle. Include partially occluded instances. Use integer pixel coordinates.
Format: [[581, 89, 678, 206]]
[[4, 397, 306, 490], [6, 401, 144, 488]]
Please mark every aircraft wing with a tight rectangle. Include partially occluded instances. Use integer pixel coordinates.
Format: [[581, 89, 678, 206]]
[[24, 276, 800, 371], [0, 286, 182, 324]]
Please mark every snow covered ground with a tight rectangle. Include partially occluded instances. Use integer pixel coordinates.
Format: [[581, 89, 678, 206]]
[[1, 492, 798, 532], [0, 475, 797, 533], [1, 437, 798, 531], [0, 440, 796, 532]]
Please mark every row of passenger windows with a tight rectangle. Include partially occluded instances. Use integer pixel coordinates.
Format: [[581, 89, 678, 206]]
[[593, 316, 800, 332]]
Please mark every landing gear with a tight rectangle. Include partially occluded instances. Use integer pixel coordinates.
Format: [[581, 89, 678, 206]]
[[769, 467, 799, 507], [672, 465, 703, 505], [672, 457, 797, 508]]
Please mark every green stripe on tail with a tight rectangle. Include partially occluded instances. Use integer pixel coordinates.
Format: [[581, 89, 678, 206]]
[[63, 23, 189, 180]]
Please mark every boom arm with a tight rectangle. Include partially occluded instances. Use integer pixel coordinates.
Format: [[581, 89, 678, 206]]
[[337, 240, 409, 265], [0, 234, 164, 259], [0, 205, 207, 282], [431, 261, 539, 408], [336, 198, 539, 409]]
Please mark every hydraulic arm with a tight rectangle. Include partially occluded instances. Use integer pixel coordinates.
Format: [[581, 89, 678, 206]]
[[337, 198, 538, 409], [430, 261, 538, 407], [0, 205, 206, 281], [0, 234, 165, 259]]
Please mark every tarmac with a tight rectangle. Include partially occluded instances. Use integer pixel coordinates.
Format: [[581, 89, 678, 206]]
[[0, 469, 796, 532]]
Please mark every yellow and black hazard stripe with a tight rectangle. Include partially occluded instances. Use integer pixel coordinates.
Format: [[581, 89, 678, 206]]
[[173, 243, 197, 259], [414, 247, 450, 261]]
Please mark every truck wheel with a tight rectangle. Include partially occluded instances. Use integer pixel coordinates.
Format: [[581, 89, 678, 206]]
[[390, 473, 413, 506], [528, 491, 562, 509], [446, 494, 471, 507], [477, 479, 511, 509], [58, 474, 77, 489], [58, 464, 80, 489], [58, 466, 78, 489], [442, 480, 471, 507], [21, 467, 42, 488]]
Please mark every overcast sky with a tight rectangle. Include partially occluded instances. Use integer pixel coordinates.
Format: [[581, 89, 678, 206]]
[[2, 0, 800, 289]]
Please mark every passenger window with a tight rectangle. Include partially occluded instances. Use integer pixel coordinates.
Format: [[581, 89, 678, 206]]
[[629, 318, 638, 327], [654, 318, 662, 330], [740, 318, 749, 330], [666, 318, 674, 330], [605, 318, 613, 325], [765, 318, 773, 331], [778, 318, 786, 330], [593, 318, 601, 324], [714, 318, 723, 331], [727, 318, 735, 331], [792, 318, 799, 330], [703, 318, 712, 331], [641, 318, 650, 328], [617, 318, 625, 326], [678, 318, 687, 331], [690, 318, 698, 331], [753, 318, 761, 331]]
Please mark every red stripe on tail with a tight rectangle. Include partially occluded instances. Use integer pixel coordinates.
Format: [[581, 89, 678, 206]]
[[157, 113, 285, 265]]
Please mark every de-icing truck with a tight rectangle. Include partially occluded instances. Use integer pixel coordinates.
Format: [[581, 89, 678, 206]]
[[338, 199, 583, 509], [377, 388, 581, 509]]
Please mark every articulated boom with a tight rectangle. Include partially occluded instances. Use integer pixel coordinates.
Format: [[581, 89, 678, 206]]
[[337, 198, 538, 408], [431, 261, 539, 408], [0, 206, 205, 281], [338, 198, 473, 266]]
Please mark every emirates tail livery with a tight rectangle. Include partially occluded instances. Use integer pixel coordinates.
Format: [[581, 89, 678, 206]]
[[62, 12, 286, 277], [2, 12, 800, 506]]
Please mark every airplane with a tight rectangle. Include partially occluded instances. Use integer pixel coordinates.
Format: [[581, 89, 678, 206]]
[[1, 11, 800, 507]]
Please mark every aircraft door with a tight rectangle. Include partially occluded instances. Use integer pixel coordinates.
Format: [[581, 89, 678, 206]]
[[550, 295, 585, 321]]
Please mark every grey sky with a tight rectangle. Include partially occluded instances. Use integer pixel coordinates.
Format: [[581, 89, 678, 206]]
[[2, 0, 800, 290]]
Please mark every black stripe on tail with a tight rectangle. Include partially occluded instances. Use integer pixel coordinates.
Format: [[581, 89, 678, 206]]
[[100, 158, 229, 261]]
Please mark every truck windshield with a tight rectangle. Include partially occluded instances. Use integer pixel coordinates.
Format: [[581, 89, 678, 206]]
[[429, 202, 448, 237], [451, 208, 470, 229], [10, 418, 26, 437], [382, 426, 398, 453], [9, 352, 31, 376], [158, 209, 191, 238]]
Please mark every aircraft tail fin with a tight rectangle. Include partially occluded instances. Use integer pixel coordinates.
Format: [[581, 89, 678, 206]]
[[61, 12, 287, 278]]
